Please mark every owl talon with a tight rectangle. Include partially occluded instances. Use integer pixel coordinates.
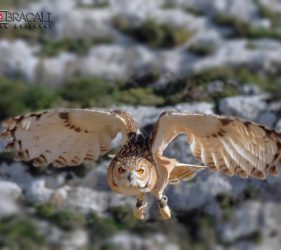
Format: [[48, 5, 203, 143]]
[[159, 205, 171, 220], [158, 195, 171, 220], [134, 201, 147, 220]]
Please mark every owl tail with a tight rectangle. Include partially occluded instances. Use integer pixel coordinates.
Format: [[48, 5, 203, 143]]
[[168, 162, 206, 184]]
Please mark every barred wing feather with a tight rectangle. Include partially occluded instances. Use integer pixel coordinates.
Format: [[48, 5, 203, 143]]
[[151, 112, 281, 180], [1, 109, 135, 167]]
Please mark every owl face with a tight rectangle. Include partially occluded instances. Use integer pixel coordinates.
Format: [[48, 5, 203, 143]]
[[107, 156, 157, 196]]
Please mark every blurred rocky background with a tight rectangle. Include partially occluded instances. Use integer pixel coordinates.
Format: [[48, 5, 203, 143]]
[[1, 0, 281, 249]]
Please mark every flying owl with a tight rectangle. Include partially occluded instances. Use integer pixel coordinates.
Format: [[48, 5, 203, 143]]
[[1, 109, 281, 220]]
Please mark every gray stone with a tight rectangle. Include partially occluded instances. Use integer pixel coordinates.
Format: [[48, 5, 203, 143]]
[[0, 162, 64, 204], [105, 232, 179, 250], [70, 160, 110, 191], [167, 172, 232, 211], [268, 100, 281, 113], [192, 40, 281, 75], [165, 135, 195, 163], [207, 80, 225, 94], [0, 180, 22, 217], [260, 0, 281, 14], [35, 53, 77, 86], [60, 229, 89, 250], [54, 9, 113, 40], [0, 139, 6, 152], [78, 45, 155, 80], [257, 112, 277, 127], [61, 186, 134, 215], [219, 95, 268, 121], [219, 201, 262, 243], [28, 0, 76, 13], [259, 202, 281, 250], [172, 0, 259, 23], [174, 102, 214, 114], [238, 84, 263, 96], [37, 220, 88, 250], [216, 202, 281, 250], [0, 40, 39, 82]]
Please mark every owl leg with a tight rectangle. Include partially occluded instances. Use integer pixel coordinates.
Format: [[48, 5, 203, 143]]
[[134, 193, 147, 220], [155, 192, 171, 220]]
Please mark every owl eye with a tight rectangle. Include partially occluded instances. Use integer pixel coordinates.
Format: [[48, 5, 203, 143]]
[[136, 169, 144, 174], [118, 166, 126, 174]]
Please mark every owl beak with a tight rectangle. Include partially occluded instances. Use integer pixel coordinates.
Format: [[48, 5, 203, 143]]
[[128, 173, 132, 182]]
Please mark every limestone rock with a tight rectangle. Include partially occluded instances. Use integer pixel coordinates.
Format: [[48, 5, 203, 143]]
[[219, 95, 268, 121], [0, 180, 22, 217], [104, 232, 180, 250], [0, 40, 39, 83]]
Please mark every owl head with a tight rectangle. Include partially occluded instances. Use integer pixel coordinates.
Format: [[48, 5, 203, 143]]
[[107, 156, 157, 196]]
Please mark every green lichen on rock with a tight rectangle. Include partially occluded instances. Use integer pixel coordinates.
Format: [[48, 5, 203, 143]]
[[0, 217, 46, 250], [113, 17, 193, 48], [216, 193, 235, 222], [39, 36, 113, 57], [213, 14, 281, 40], [0, 77, 59, 119], [59, 77, 114, 107], [118, 88, 165, 106], [107, 206, 138, 230], [188, 43, 217, 57], [255, 0, 280, 28], [76, 1, 109, 9], [35, 203, 87, 231], [184, 6, 204, 16]]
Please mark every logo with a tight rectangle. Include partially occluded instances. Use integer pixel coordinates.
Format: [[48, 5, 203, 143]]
[[0, 10, 8, 23], [0, 10, 53, 29]]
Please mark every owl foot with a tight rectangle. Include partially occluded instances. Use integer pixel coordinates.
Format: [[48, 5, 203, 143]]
[[158, 195, 171, 220], [134, 201, 148, 220]]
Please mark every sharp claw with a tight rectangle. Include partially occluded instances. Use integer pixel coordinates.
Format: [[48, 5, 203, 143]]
[[159, 206, 171, 220], [157, 194, 171, 220], [134, 202, 148, 220], [139, 202, 148, 209]]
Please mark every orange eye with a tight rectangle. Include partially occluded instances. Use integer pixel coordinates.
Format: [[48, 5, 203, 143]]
[[136, 169, 144, 174], [118, 167, 126, 174]]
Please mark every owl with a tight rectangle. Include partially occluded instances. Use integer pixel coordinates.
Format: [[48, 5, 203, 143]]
[[1, 109, 281, 220]]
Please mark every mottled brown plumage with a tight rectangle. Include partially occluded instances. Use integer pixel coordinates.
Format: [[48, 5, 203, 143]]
[[1, 108, 281, 220]]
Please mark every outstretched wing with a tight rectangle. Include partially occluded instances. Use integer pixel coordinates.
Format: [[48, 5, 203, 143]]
[[151, 111, 281, 181], [1, 109, 138, 167]]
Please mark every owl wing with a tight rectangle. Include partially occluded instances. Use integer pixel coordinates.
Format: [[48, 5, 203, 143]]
[[151, 111, 281, 183], [1, 109, 138, 167], [168, 164, 206, 184]]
